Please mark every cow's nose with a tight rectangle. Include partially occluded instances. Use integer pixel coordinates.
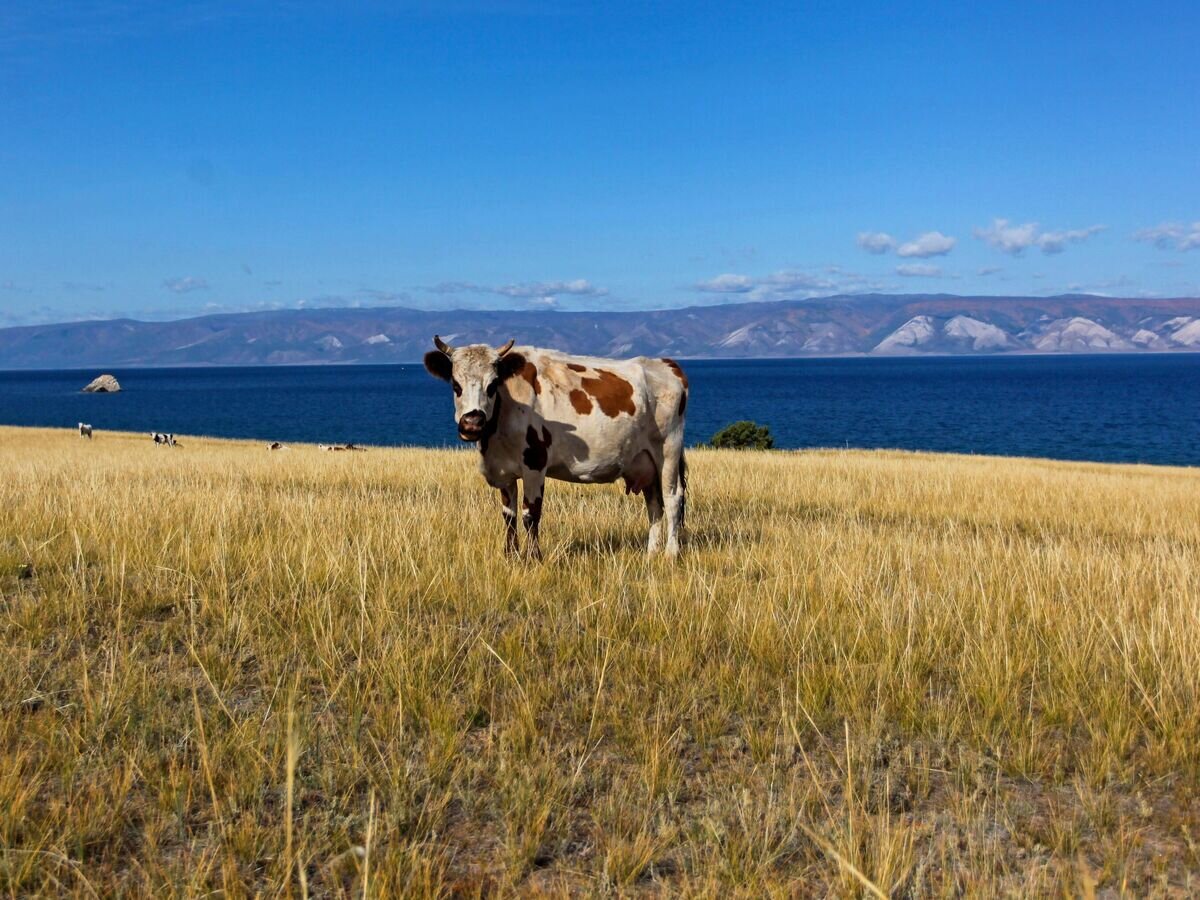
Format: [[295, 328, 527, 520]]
[[458, 410, 486, 439]]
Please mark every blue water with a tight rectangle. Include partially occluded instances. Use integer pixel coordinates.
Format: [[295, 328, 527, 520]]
[[0, 355, 1196, 466]]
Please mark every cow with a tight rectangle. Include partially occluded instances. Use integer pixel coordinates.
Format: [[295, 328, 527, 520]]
[[424, 336, 688, 559], [150, 432, 177, 447], [78, 423, 93, 439]]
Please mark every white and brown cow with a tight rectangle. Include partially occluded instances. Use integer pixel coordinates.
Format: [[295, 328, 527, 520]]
[[424, 337, 689, 558]]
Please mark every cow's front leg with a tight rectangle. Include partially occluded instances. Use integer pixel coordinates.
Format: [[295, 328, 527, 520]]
[[499, 481, 520, 556], [521, 471, 545, 561]]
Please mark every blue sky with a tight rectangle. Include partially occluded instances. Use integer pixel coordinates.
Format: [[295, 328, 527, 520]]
[[2, 1, 1199, 325]]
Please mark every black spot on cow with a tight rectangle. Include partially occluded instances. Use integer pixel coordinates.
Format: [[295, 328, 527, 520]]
[[523, 425, 552, 470]]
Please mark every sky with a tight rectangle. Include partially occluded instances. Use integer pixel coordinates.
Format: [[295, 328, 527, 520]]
[[1, 0, 1199, 325]]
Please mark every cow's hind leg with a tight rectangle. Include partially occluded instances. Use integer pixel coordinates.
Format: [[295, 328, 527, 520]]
[[645, 471, 664, 554], [499, 481, 520, 556], [660, 435, 686, 558], [521, 471, 545, 561]]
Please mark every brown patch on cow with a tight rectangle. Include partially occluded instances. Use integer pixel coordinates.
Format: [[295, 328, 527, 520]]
[[520, 360, 542, 394], [567, 363, 587, 372], [523, 425, 552, 470], [580, 370, 636, 417], [569, 388, 593, 415], [662, 357, 689, 390]]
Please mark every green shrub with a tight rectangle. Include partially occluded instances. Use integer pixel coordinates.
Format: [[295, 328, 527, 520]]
[[709, 420, 774, 450]]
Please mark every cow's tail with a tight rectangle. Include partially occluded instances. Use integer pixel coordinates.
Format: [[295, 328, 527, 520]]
[[678, 446, 687, 533]]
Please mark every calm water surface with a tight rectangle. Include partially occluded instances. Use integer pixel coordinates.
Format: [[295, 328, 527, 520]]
[[0, 355, 1196, 466]]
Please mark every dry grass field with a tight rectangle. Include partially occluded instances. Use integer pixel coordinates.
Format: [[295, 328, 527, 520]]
[[1, 426, 1198, 897]]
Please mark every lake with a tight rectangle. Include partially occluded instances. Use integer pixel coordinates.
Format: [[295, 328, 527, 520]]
[[0, 355, 1196, 466]]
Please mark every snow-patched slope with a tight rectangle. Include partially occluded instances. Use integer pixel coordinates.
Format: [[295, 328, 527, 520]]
[[1131, 328, 1169, 349], [1169, 319, 1200, 346], [363, 333, 391, 345], [873, 316, 937, 352], [716, 324, 758, 348], [944, 315, 1012, 350], [1029, 317, 1131, 352]]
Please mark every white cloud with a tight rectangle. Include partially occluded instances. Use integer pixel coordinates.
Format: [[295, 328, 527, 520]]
[[977, 266, 1003, 276], [163, 276, 210, 293], [974, 218, 1105, 255], [856, 231, 896, 254], [895, 263, 942, 277], [896, 231, 957, 258], [973, 219, 1037, 254], [1134, 222, 1200, 251]]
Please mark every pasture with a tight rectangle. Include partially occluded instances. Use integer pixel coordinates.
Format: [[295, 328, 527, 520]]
[[1, 427, 1198, 896]]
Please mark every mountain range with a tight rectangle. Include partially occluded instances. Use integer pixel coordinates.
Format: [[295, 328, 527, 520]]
[[2, 294, 1199, 369]]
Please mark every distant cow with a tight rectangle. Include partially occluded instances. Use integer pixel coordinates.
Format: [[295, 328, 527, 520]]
[[267, 441, 288, 451], [150, 432, 177, 447], [319, 443, 366, 452], [424, 336, 688, 558], [78, 423, 93, 439]]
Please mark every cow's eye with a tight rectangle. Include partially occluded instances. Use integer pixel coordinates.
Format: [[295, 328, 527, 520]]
[[486, 378, 499, 397], [452, 379, 462, 397]]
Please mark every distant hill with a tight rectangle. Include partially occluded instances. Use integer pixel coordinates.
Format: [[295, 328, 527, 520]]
[[1, 294, 1199, 369]]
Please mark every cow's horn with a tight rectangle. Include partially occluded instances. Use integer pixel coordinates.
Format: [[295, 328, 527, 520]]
[[496, 338, 515, 356], [433, 335, 453, 354]]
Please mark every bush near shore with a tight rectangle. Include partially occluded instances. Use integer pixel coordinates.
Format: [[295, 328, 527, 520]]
[[1, 427, 1198, 896]]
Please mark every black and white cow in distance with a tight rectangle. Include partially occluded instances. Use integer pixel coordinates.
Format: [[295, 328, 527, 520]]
[[150, 432, 177, 447], [424, 336, 689, 558], [78, 423, 93, 439]]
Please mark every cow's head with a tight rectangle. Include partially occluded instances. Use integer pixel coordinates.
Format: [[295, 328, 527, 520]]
[[424, 336, 523, 442]]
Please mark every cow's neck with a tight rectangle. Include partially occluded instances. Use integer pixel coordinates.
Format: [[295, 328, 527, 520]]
[[479, 393, 503, 456]]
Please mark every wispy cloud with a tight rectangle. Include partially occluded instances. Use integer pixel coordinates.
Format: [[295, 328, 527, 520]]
[[895, 263, 942, 277], [693, 273, 756, 293], [977, 266, 1003, 276], [694, 267, 887, 302], [1062, 275, 1139, 296], [856, 232, 896, 254], [424, 278, 607, 308], [1133, 221, 1200, 251], [1, 279, 32, 293], [63, 280, 107, 292], [896, 231, 956, 258], [974, 218, 1105, 255], [163, 276, 210, 293]]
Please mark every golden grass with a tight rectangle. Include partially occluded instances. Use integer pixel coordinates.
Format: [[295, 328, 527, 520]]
[[1, 426, 1198, 896]]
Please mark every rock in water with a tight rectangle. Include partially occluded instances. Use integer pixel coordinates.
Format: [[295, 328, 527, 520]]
[[82, 374, 121, 393]]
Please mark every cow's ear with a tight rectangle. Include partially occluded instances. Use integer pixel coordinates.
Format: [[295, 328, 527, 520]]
[[497, 351, 526, 381], [424, 350, 453, 382]]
